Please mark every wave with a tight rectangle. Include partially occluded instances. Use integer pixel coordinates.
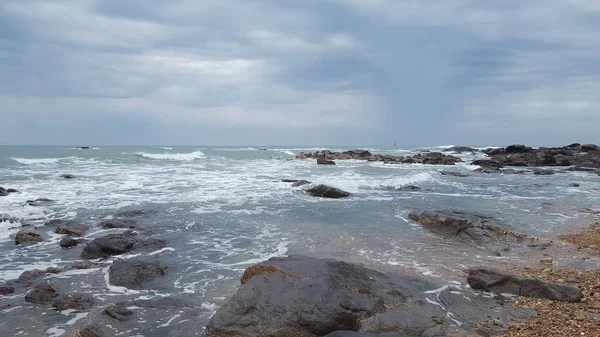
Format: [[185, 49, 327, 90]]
[[162, 147, 173, 150], [137, 151, 205, 161], [11, 157, 68, 165]]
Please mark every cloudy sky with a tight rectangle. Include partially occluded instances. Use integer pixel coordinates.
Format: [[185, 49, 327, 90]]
[[1, 0, 599, 146]]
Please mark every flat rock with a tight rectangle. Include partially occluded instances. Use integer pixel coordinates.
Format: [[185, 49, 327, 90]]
[[467, 267, 583, 302], [0, 187, 18, 196], [15, 232, 43, 246], [440, 171, 469, 177], [307, 185, 351, 199], [444, 146, 475, 153], [100, 219, 136, 229], [108, 259, 167, 289], [52, 293, 94, 311], [133, 297, 189, 309], [25, 284, 58, 304], [81, 233, 166, 259]]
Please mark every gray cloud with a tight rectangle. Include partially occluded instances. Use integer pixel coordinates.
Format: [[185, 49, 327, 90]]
[[1, 0, 599, 146]]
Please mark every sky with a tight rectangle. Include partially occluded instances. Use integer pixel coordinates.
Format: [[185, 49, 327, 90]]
[[1, 0, 599, 146]]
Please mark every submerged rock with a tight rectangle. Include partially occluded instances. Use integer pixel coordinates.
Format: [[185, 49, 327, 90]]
[[15, 232, 43, 246], [439, 171, 469, 177], [60, 236, 82, 248], [467, 268, 583, 302], [0, 286, 15, 296], [100, 219, 136, 229], [25, 284, 58, 304], [70, 324, 109, 337], [81, 233, 166, 259], [292, 180, 312, 187], [108, 259, 167, 289], [307, 185, 351, 199], [25, 198, 54, 206], [52, 293, 94, 311], [60, 174, 75, 179]]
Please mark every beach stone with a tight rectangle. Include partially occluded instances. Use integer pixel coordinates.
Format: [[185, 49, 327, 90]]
[[52, 293, 94, 311], [60, 174, 75, 179], [104, 304, 134, 321], [25, 284, 58, 304], [60, 236, 81, 248], [56, 224, 87, 237], [467, 267, 583, 302], [15, 232, 43, 246], [81, 233, 166, 259], [291, 180, 312, 187], [317, 159, 336, 165], [0, 286, 15, 296], [18, 269, 46, 283], [25, 198, 54, 206], [307, 185, 351, 198], [108, 259, 167, 289], [100, 219, 136, 229]]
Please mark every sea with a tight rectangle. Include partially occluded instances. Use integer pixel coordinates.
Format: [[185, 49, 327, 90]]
[[0, 145, 599, 336]]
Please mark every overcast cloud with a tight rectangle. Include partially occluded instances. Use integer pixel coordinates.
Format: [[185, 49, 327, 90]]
[[1, 0, 599, 146]]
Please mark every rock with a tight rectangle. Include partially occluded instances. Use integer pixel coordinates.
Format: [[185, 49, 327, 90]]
[[25, 284, 58, 304], [18, 269, 46, 282], [60, 174, 75, 179], [0, 286, 15, 296], [467, 268, 583, 302], [444, 146, 475, 153], [568, 183, 580, 187], [408, 211, 551, 255], [15, 232, 43, 246], [317, 159, 336, 165], [567, 166, 597, 172], [0, 187, 18, 196], [25, 198, 54, 206], [306, 185, 351, 199], [292, 180, 312, 187], [296, 149, 460, 165], [104, 304, 134, 321], [581, 144, 598, 151], [540, 257, 553, 265], [6, 188, 19, 193], [397, 185, 421, 191], [324, 332, 410, 337], [100, 219, 136, 229], [207, 255, 518, 337], [281, 179, 299, 183], [114, 210, 147, 218], [439, 171, 469, 177], [77, 146, 92, 149], [71, 261, 107, 270], [60, 236, 81, 248], [108, 259, 167, 289], [52, 293, 94, 311], [475, 166, 502, 174], [45, 219, 76, 227], [56, 224, 87, 237], [70, 324, 109, 337], [81, 233, 166, 259], [505, 144, 533, 153], [45, 267, 62, 274], [566, 143, 581, 148], [533, 169, 555, 175]]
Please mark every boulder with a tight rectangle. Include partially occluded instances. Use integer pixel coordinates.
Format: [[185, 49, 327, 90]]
[[292, 180, 312, 187], [100, 219, 136, 229], [6, 188, 19, 193], [467, 268, 583, 302], [104, 304, 134, 321], [25, 284, 58, 304], [25, 198, 54, 206], [56, 224, 87, 236], [307, 185, 351, 199], [505, 145, 533, 154], [81, 233, 166, 259], [18, 269, 46, 283], [45, 267, 62, 274], [0, 286, 15, 296], [566, 143, 581, 148], [15, 232, 43, 246], [0, 187, 18, 196], [52, 293, 94, 311], [108, 259, 167, 289], [580, 144, 598, 151], [317, 159, 336, 165], [60, 236, 82, 248], [397, 185, 421, 191]]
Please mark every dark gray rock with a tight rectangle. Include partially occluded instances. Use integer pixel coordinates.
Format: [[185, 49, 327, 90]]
[[566, 143, 581, 148], [100, 219, 136, 229], [439, 171, 469, 177], [25, 198, 54, 206], [467, 268, 583, 302], [505, 144, 533, 153], [292, 180, 312, 187], [15, 232, 43, 246], [0, 286, 15, 296], [71, 261, 107, 270], [25, 284, 58, 304], [60, 236, 82, 248], [81, 233, 166, 259], [569, 183, 580, 187], [18, 269, 46, 283], [0, 187, 18, 196], [45, 267, 62, 274], [397, 185, 421, 191], [104, 304, 134, 321], [56, 224, 87, 237], [317, 159, 336, 165], [6, 188, 19, 193], [108, 259, 167, 289], [77, 146, 92, 149], [52, 293, 94, 311], [307, 185, 351, 199], [60, 174, 75, 179]]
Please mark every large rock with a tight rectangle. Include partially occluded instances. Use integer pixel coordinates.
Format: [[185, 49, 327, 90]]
[[307, 185, 351, 199], [0, 187, 18, 196], [25, 284, 58, 304], [100, 219, 136, 229], [505, 144, 533, 154], [317, 159, 336, 165], [15, 232, 43, 246], [108, 259, 167, 289], [206, 255, 524, 337], [81, 233, 166, 259], [70, 325, 109, 337], [18, 269, 46, 283], [467, 268, 583, 302], [52, 293, 94, 311], [580, 144, 598, 151], [60, 236, 82, 248], [408, 211, 551, 255]]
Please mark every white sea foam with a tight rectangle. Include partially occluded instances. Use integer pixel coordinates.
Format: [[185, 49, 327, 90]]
[[10, 157, 64, 165], [162, 147, 173, 150], [137, 151, 205, 161]]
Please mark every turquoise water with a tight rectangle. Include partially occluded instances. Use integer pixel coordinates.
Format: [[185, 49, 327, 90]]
[[0, 145, 599, 336]]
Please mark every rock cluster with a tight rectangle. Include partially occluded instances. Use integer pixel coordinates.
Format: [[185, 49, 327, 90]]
[[296, 149, 462, 165]]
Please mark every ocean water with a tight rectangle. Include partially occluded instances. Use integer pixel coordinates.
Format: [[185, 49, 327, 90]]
[[1, 145, 599, 336]]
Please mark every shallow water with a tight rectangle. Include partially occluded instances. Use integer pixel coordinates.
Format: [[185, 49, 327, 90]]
[[1, 145, 599, 336]]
